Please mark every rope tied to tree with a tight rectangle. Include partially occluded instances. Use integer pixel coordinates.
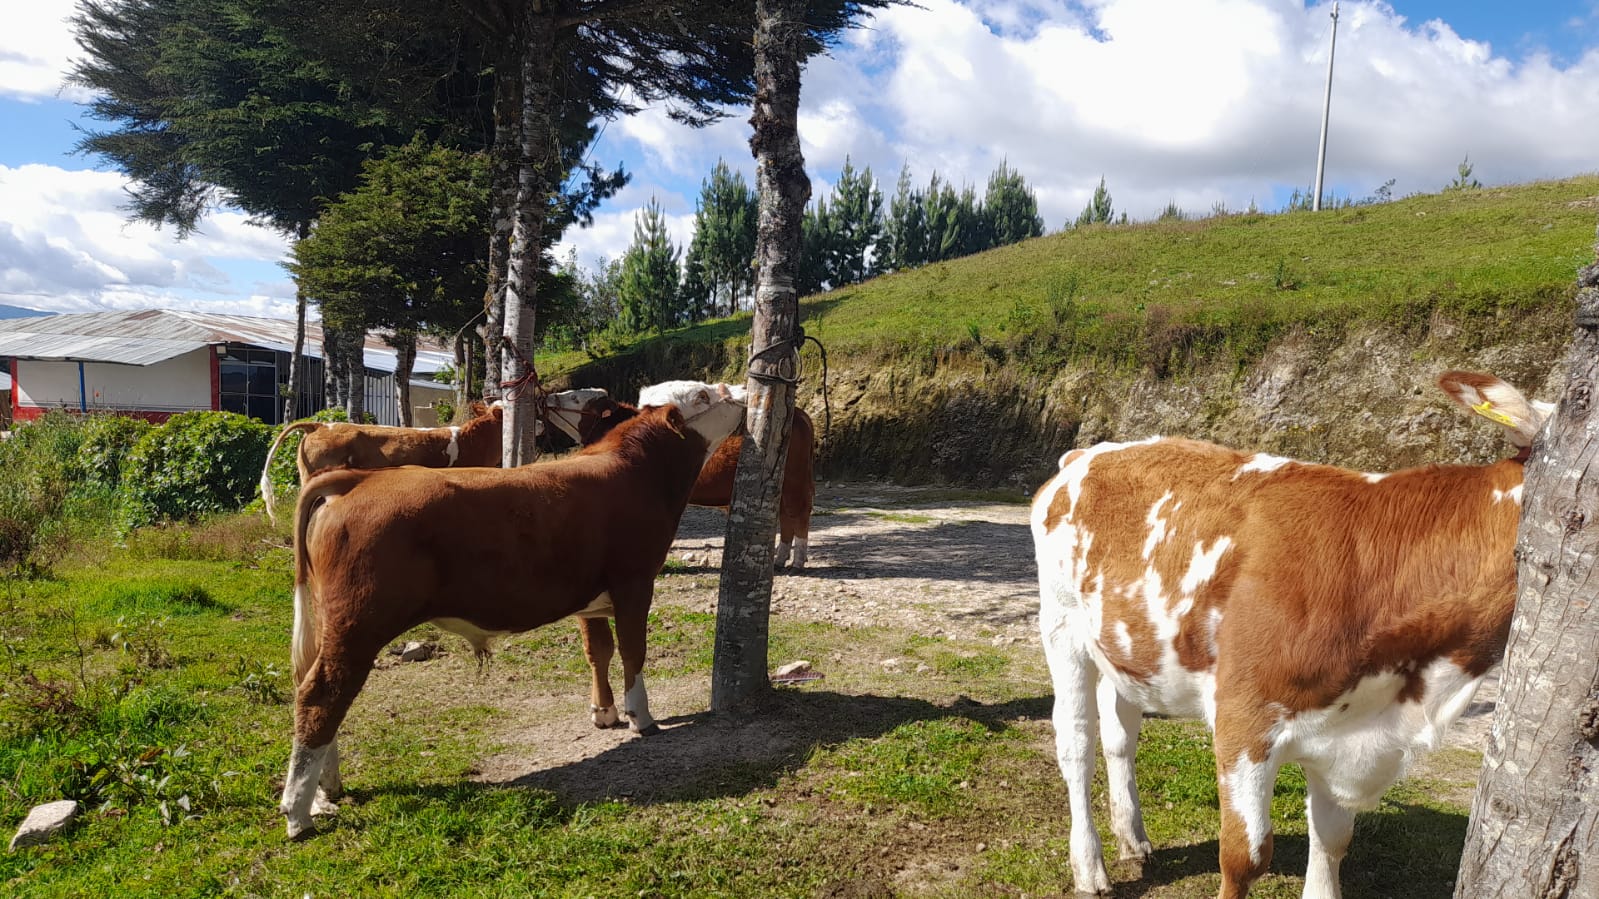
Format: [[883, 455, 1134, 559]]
[[498, 339, 553, 437], [747, 325, 831, 442]]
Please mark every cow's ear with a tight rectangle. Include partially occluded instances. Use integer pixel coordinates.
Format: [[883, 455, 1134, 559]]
[[664, 405, 687, 437], [1438, 370, 1549, 447]]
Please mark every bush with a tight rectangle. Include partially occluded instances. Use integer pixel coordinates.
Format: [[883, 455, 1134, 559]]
[[76, 414, 153, 488], [121, 412, 273, 525], [0, 414, 83, 574]]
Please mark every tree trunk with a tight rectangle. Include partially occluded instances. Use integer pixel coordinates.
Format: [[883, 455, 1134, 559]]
[[483, 45, 520, 404], [344, 325, 367, 422], [1454, 233, 1599, 897], [324, 326, 345, 411], [710, 0, 810, 712], [454, 329, 472, 422], [391, 331, 417, 428], [283, 222, 311, 422], [500, 10, 555, 467]]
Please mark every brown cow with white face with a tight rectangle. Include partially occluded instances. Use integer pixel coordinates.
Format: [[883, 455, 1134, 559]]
[[1031, 371, 1552, 898], [278, 382, 746, 839]]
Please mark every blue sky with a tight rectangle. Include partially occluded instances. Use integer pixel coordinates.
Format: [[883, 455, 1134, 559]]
[[2, 0, 1597, 319]]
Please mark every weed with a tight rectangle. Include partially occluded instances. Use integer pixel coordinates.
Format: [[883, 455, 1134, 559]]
[[106, 616, 177, 671], [228, 656, 288, 705]]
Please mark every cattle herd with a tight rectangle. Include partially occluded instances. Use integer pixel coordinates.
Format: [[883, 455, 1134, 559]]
[[265, 370, 1550, 899]]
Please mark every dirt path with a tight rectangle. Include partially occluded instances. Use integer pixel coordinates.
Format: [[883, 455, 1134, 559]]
[[455, 482, 1492, 799]]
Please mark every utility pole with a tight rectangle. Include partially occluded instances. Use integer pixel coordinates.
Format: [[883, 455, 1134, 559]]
[[1312, 0, 1340, 211]]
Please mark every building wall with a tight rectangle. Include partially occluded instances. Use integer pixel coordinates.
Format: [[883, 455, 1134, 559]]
[[14, 349, 213, 421]]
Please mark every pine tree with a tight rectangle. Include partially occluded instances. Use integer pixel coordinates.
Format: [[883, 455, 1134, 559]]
[[617, 199, 682, 333], [982, 160, 1045, 247], [797, 196, 837, 296], [1074, 176, 1114, 228], [880, 163, 927, 272], [683, 160, 758, 317], [828, 157, 883, 285]]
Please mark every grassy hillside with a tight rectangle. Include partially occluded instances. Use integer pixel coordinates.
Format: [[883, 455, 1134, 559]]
[[546, 176, 1599, 379]]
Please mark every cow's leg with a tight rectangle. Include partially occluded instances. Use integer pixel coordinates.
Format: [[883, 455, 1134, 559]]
[[1213, 726, 1280, 899], [313, 735, 341, 814], [1043, 615, 1110, 894], [280, 644, 375, 839], [611, 582, 659, 736], [579, 618, 620, 728], [1096, 676, 1152, 861], [1301, 769, 1353, 899]]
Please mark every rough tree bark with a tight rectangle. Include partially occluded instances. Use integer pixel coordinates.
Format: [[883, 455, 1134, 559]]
[[482, 45, 520, 405], [323, 326, 345, 411], [1454, 231, 1599, 897], [500, 11, 556, 467], [282, 222, 311, 422], [343, 326, 366, 423], [710, 0, 810, 711], [390, 331, 416, 427]]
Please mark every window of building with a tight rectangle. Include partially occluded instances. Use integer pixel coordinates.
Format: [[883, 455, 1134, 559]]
[[218, 347, 281, 424]]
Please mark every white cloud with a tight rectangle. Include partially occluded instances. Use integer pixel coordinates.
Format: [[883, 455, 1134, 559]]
[[567, 0, 1599, 246], [0, 164, 296, 315], [0, 0, 89, 101]]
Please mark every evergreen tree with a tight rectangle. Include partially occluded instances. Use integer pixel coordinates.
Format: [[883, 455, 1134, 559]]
[[682, 159, 758, 317], [982, 160, 1045, 247], [1447, 155, 1482, 191], [797, 196, 837, 296], [1074, 176, 1114, 227], [617, 199, 682, 333], [828, 157, 882, 285], [880, 162, 927, 272], [923, 175, 981, 262]]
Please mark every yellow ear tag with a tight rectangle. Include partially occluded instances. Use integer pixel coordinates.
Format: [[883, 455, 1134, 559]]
[[1472, 400, 1517, 427]]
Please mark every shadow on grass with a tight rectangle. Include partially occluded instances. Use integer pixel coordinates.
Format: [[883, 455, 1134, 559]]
[[352, 689, 1050, 813], [1111, 800, 1467, 898]]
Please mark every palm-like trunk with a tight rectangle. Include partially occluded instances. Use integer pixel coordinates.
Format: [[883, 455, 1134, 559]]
[[710, 0, 810, 711], [1453, 234, 1599, 896]]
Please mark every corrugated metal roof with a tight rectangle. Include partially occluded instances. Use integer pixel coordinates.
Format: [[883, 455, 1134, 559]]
[[0, 310, 453, 375]]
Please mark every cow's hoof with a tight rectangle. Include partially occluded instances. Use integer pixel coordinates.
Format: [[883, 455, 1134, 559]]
[[591, 705, 620, 728], [635, 723, 661, 737], [311, 791, 340, 817], [284, 815, 314, 841]]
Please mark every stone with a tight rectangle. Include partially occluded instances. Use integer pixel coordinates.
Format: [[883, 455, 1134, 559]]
[[399, 641, 435, 662], [10, 800, 78, 851], [774, 661, 812, 678]]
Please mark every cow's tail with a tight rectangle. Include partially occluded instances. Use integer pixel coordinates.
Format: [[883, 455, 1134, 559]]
[[290, 474, 349, 686], [260, 421, 320, 525]]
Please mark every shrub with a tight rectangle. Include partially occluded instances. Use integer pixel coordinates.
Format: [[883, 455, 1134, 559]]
[[75, 413, 153, 487], [121, 412, 272, 525], [0, 414, 82, 574]]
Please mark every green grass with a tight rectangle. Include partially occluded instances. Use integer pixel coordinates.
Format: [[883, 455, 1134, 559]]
[[543, 176, 1599, 380], [1, 515, 1478, 898]]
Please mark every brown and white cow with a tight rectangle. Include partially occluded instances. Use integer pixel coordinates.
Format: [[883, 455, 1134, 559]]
[[578, 382, 817, 569], [1031, 371, 1552, 898], [278, 382, 746, 838], [259, 391, 612, 523]]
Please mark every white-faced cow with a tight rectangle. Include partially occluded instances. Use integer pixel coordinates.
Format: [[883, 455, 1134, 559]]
[[1031, 371, 1551, 898], [580, 381, 817, 569], [278, 382, 746, 838]]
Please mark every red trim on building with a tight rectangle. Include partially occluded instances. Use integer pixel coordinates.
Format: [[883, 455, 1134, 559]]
[[14, 405, 178, 424], [210, 344, 221, 411]]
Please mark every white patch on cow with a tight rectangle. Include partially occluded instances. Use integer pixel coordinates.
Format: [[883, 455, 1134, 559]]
[[624, 674, 654, 732], [432, 617, 509, 656], [1363, 472, 1387, 483], [1274, 658, 1487, 811], [565, 592, 614, 620], [1114, 620, 1133, 657], [1180, 537, 1233, 596], [1493, 485, 1523, 505], [1234, 453, 1291, 478], [1220, 750, 1275, 864], [1142, 491, 1174, 559], [280, 740, 333, 838], [1207, 609, 1224, 657], [444, 426, 461, 465]]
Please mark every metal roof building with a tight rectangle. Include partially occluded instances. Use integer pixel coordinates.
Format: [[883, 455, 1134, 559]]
[[0, 309, 454, 427]]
